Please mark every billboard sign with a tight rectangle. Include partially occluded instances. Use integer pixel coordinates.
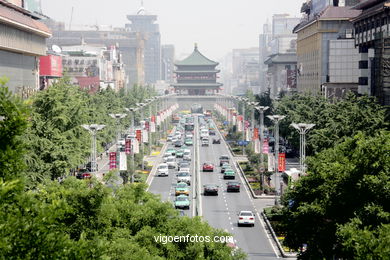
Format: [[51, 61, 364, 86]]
[[39, 55, 63, 77]]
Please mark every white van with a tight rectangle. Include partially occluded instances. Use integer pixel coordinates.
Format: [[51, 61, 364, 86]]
[[200, 129, 209, 139]]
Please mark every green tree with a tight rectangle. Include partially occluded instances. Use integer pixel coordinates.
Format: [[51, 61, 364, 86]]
[[275, 93, 389, 155], [0, 78, 29, 181], [280, 131, 390, 259]]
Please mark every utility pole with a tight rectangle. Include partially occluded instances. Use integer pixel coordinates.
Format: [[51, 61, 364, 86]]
[[267, 115, 285, 206]]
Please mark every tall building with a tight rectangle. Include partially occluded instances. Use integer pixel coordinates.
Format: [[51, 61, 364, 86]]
[[161, 44, 175, 83], [0, 0, 51, 97], [352, 0, 390, 106], [172, 44, 222, 95], [45, 21, 145, 88], [126, 4, 161, 85], [259, 21, 272, 93], [232, 47, 259, 95], [294, 4, 361, 96]]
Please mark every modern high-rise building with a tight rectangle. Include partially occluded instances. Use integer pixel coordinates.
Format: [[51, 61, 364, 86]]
[[161, 44, 175, 84], [352, 0, 390, 106], [126, 4, 161, 86], [259, 21, 272, 94], [232, 47, 259, 95], [294, 3, 361, 96], [0, 0, 51, 97]]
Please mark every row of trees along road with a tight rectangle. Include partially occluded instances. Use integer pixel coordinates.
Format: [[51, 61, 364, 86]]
[[255, 90, 389, 259], [0, 78, 246, 259]]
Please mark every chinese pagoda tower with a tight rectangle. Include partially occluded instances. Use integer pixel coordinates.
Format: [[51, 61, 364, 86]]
[[172, 44, 222, 95]]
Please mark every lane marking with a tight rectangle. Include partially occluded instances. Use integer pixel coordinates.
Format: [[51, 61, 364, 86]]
[[214, 118, 280, 259]]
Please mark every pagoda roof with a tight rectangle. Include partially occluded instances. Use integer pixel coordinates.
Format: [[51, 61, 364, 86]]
[[175, 44, 219, 66], [174, 70, 220, 73]]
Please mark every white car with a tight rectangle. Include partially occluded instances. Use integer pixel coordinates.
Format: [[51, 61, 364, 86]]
[[185, 133, 193, 139], [177, 171, 191, 185], [237, 211, 255, 227], [157, 163, 169, 177], [163, 152, 172, 162], [166, 156, 177, 169]]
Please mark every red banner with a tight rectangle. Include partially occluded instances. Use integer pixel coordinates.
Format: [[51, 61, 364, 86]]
[[145, 121, 150, 131], [125, 139, 131, 155], [278, 153, 286, 172], [253, 128, 259, 140], [263, 140, 269, 154], [109, 152, 117, 170], [136, 130, 142, 142], [151, 115, 156, 123]]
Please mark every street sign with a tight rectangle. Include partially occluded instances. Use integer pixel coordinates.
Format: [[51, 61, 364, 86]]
[[238, 140, 249, 146], [223, 121, 228, 125]]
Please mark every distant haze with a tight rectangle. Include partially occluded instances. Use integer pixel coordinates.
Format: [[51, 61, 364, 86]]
[[41, 0, 304, 60]]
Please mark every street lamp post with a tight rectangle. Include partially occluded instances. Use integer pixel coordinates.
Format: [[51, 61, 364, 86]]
[[109, 113, 127, 144], [267, 115, 285, 206], [248, 101, 259, 151], [125, 107, 139, 183], [256, 106, 269, 190], [81, 124, 106, 175], [240, 97, 248, 156], [290, 123, 315, 174], [136, 103, 146, 171]]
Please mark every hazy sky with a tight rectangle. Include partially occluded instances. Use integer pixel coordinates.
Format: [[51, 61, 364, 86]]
[[41, 0, 304, 60]]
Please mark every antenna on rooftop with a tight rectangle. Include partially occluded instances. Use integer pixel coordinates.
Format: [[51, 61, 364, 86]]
[[69, 6, 74, 30]]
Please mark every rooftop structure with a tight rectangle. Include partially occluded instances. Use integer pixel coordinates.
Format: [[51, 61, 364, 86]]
[[172, 44, 222, 95]]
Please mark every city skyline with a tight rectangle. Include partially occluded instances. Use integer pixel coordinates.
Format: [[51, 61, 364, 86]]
[[40, 0, 304, 60]]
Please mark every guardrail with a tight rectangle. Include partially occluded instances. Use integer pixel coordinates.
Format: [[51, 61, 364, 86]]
[[261, 212, 298, 258]]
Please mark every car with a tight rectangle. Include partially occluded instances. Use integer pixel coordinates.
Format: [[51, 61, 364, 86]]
[[209, 129, 216, 135], [185, 133, 193, 139], [212, 138, 221, 144], [176, 149, 184, 158], [157, 163, 169, 177], [163, 152, 172, 162], [174, 195, 190, 210], [201, 138, 209, 146], [184, 138, 193, 146], [183, 154, 191, 161], [174, 140, 183, 147], [224, 169, 235, 179], [219, 155, 230, 166], [166, 147, 176, 156], [221, 163, 232, 173], [178, 162, 190, 172], [166, 156, 177, 169], [177, 171, 191, 185], [167, 135, 174, 142], [202, 162, 214, 172], [203, 184, 219, 196], [227, 181, 240, 192], [175, 182, 190, 196], [237, 211, 255, 227]]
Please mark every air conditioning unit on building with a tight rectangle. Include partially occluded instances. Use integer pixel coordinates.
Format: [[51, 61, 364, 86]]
[[345, 29, 353, 39]]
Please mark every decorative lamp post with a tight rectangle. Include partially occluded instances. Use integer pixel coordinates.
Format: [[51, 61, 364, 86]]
[[109, 113, 127, 144], [81, 124, 106, 175], [290, 123, 315, 174], [267, 115, 285, 205], [255, 106, 269, 190]]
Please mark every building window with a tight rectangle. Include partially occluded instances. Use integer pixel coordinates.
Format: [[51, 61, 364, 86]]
[[359, 77, 368, 85], [359, 60, 368, 69]]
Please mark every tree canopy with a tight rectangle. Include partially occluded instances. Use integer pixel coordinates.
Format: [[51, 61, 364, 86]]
[[280, 130, 390, 259], [274, 93, 389, 155]]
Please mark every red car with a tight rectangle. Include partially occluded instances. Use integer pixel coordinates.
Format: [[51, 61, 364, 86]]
[[202, 162, 214, 172]]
